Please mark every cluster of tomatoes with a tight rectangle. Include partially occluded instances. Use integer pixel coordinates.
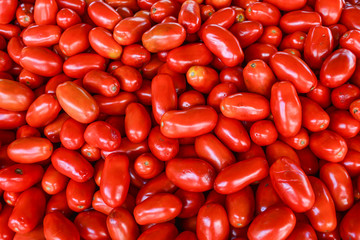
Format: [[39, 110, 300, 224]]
[[1, 0, 360, 239]]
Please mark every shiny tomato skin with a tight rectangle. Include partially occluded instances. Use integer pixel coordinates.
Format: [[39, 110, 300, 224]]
[[63, 53, 106, 79], [186, 65, 219, 94], [125, 103, 151, 143], [0, 164, 44, 192], [315, 0, 343, 26], [150, 0, 180, 23], [16, 125, 41, 139], [0, 109, 26, 130], [331, 83, 360, 110], [340, 30, 360, 58], [201, 24, 243, 67], [248, 205, 296, 240], [197, 203, 229, 240], [43, 212, 80, 240], [138, 222, 178, 240], [34, 0, 58, 25], [74, 210, 110, 240], [56, 81, 99, 124], [280, 11, 322, 34], [83, 70, 119, 97], [20, 46, 63, 77], [306, 83, 331, 109], [230, 20, 263, 48], [107, 207, 139, 240], [200, 7, 236, 34], [59, 23, 92, 57], [148, 126, 179, 161], [41, 164, 69, 195], [94, 92, 137, 116], [207, 83, 238, 112], [8, 187, 46, 234], [134, 153, 164, 179], [320, 49, 356, 88], [134, 193, 182, 225], [113, 17, 152, 45], [269, 52, 317, 93], [220, 92, 270, 121], [66, 179, 95, 212], [270, 81, 302, 137], [0, 0, 17, 24], [88, 1, 121, 30], [341, 149, 360, 177], [0, 79, 35, 112], [13, 224, 46, 240], [306, 176, 337, 232], [214, 157, 269, 194], [178, 0, 201, 34], [339, 201, 360, 240], [329, 110, 360, 139], [244, 43, 277, 64], [160, 106, 218, 138], [245, 2, 280, 26], [84, 121, 121, 151], [255, 176, 282, 214], [270, 157, 315, 212], [300, 96, 330, 132], [250, 120, 278, 146], [112, 65, 143, 92], [279, 128, 309, 150], [101, 153, 130, 208], [265, 140, 300, 166], [142, 22, 186, 53], [279, 31, 306, 51], [0, 204, 14, 240], [22, 25, 61, 48], [44, 113, 70, 143], [174, 189, 205, 218], [310, 130, 348, 163], [166, 158, 216, 192], [320, 163, 354, 212], [56, 8, 81, 29], [258, 26, 282, 47], [60, 118, 85, 150], [263, 0, 305, 11], [7, 137, 53, 163], [0, 24, 21, 40], [51, 147, 94, 182], [179, 90, 206, 110]]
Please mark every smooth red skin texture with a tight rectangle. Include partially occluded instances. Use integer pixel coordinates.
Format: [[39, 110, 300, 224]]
[[186, 65, 219, 94], [219, 66, 245, 90], [34, 0, 58, 25], [340, 30, 360, 58], [199, 7, 236, 36], [148, 126, 179, 161], [134, 153, 164, 179], [304, 25, 334, 69], [0, 50, 12, 72], [20, 46, 63, 77], [138, 223, 178, 240], [300, 96, 330, 132], [46, 192, 72, 218], [0, 109, 26, 130], [341, 150, 360, 177], [84, 121, 121, 151], [101, 137, 150, 160], [7, 137, 53, 163], [107, 207, 140, 240], [220, 92, 270, 121], [44, 113, 70, 143], [88, 1, 121, 30], [44, 212, 80, 240], [134, 193, 182, 225], [310, 130, 348, 163], [179, 90, 206, 110], [160, 106, 217, 138], [279, 128, 309, 151], [320, 163, 354, 212], [201, 24, 243, 67], [230, 21, 263, 48], [340, 4, 360, 30], [0, 164, 43, 192], [3, 191, 19, 206], [286, 223, 317, 240], [125, 103, 151, 143], [166, 158, 216, 192], [22, 25, 61, 48], [175, 231, 197, 240], [142, 22, 186, 53], [41, 164, 68, 195], [265, 140, 300, 166], [74, 211, 110, 240], [0, 79, 34, 112], [178, 0, 201, 34], [270, 52, 317, 93], [214, 157, 269, 194], [306, 176, 337, 232], [250, 120, 278, 146], [331, 84, 360, 110], [113, 17, 151, 45], [89, 27, 123, 60], [136, 80, 152, 106], [18, 69, 46, 90], [263, 0, 305, 11], [166, 43, 213, 73], [56, 81, 99, 124], [329, 110, 360, 139], [279, 31, 306, 52], [207, 83, 238, 112], [92, 190, 114, 215], [51, 147, 94, 182], [0, 24, 21, 40], [255, 177, 282, 214], [13, 224, 46, 240], [270, 157, 315, 213], [60, 118, 85, 150], [315, 0, 343, 26], [94, 92, 138, 116], [55, 0, 85, 16], [243, 59, 276, 98], [66, 179, 95, 212], [270, 81, 302, 138], [158, 63, 187, 94], [56, 8, 82, 29], [150, 0, 180, 23], [350, 99, 360, 121], [306, 83, 331, 109], [280, 10, 322, 34], [83, 70, 120, 97], [258, 26, 282, 47], [340, 201, 360, 240], [175, 189, 205, 218], [8, 188, 46, 234], [45, 74, 72, 94], [112, 65, 143, 92], [245, 2, 280, 26], [248, 205, 296, 240], [244, 43, 277, 64], [63, 53, 106, 79], [59, 23, 91, 56], [26, 93, 61, 128], [225, 186, 255, 228], [0, 204, 14, 239], [320, 49, 356, 88], [195, 133, 235, 171], [0, 0, 17, 24], [197, 203, 229, 240]]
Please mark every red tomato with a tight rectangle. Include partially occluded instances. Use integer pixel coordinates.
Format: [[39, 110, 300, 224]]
[[264, 0, 305, 11], [56, 8, 81, 29], [60, 118, 85, 150], [340, 201, 360, 240], [113, 65, 143, 92], [0, 204, 14, 240], [179, 90, 206, 110], [113, 17, 152, 45], [178, 0, 201, 34], [121, 44, 150, 68], [66, 179, 95, 212], [258, 26, 282, 47], [107, 207, 140, 240], [255, 176, 282, 214], [230, 20, 263, 48], [315, 0, 343, 26], [248, 206, 296, 240], [87, 1, 121, 30], [13, 224, 46, 240], [44, 113, 70, 143], [186, 65, 219, 93], [166, 158, 216, 192], [63, 53, 106, 78], [329, 110, 360, 138], [340, 30, 360, 58], [250, 120, 278, 146], [245, 2, 281, 26], [59, 23, 91, 56], [300, 96, 330, 132], [22, 25, 61, 47], [74, 211, 110, 240], [207, 83, 238, 112], [197, 203, 229, 240], [175, 231, 197, 240], [200, 7, 236, 33], [265, 140, 300, 166], [214, 157, 269, 194], [41, 164, 69, 195], [125, 103, 151, 143], [83, 70, 120, 97], [33, 0, 58, 25], [134, 153, 164, 179], [286, 222, 317, 240], [331, 83, 360, 110], [138, 223, 178, 240], [306, 83, 331, 109], [43, 212, 80, 240], [174, 189, 205, 218], [280, 10, 322, 34], [94, 92, 137, 116], [148, 126, 179, 161], [150, 0, 180, 23], [84, 121, 121, 151], [350, 99, 360, 121], [279, 31, 307, 51], [0, 0, 17, 24], [0, 79, 35, 112]]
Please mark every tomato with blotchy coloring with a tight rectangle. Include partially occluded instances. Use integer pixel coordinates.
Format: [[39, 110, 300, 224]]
[[56, 81, 99, 124], [340, 201, 360, 240], [0, 79, 35, 112], [226, 186, 254, 228], [178, 0, 201, 34], [315, 0, 343, 26], [43, 212, 80, 240], [89, 27, 123, 60], [245, 2, 280, 26], [34, 0, 58, 25], [113, 17, 152, 45], [87, 1, 121, 30], [84, 121, 121, 151], [107, 207, 140, 240], [66, 179, 95, 212], [42, 164, 69, 195], [197, 203, 229, 240], [125, 103, 151, 143]]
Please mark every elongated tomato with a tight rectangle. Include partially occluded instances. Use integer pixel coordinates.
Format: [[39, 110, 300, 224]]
[[0, 79, 34, 112]]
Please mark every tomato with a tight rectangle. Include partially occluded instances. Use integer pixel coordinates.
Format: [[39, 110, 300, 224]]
[[350, 99, 360, 121], [263, 0, 305, 11], [56, 8, 81, 29], [112, 65, 143, 92], [66, 179, 95, 212], [207, 83, 238, 112], [270, 81, 302, 137], [214, 157, 269, 194], [158, 64, 187, 94], [74, 211, 110, 240], [201, 24, 243, 67], [175, 231, 197, 240], [101, 153, 130, 208], [13, 224, 46, 240], [22, 25, 61, 48], [329, 110, 360, 139], [121, 44, 150, 68], [230, 21, 263, 48], [0, 79, 34, 112], [320, 49, 356, 88], [315, 0, 343, 26], [270, 52, 317, 93], [58, 23, 91, 56], [63, 53, 106, 78], [255, 177, 282, 214], [138, 223, 178, 240], [279, 32, 307, 52], [56, 81, 99, 124], [250, 120, 278, 146], [84, 121, 121, 151], [340, 30, 360, 58], [310, 130, 348, 163], [125, 103, 151, 143], [306, 176, 337, 232], [34, 0, 58, 25], [286, 222, 317, 240], [150, 0, 180, 23], [0, 204, 14, 240], [142, 22, 186, 52], [200, 7, 235, 32], [0, 24, 21, 40], [331, 84, 360, 110], [87, 1, 121, 30], [44, 113, 70, 143], [340, 201, 360, 240], [51, 147, 94, 182], [60, 118, 85, 150], [245, 2, 280, 26], [41, 164, 68, 195], [280, 10, 322, 34], [160, 106, 218, 138], [186, 65, 219, 93], [113, 17, 151, 45], [94, 92, 137, 116], [107, 207, 139, 240], [265, 140, 300, 166], [179, 90, 206, 110], [83, 70, 119, 98], [134, 153, 164, 180], [300, 96, 330, 132], [306, 83, 331, 109], [0, 0, 17, 24], [174, 189, 204, 218], [178, 0, 201, 34], [279, 128, 308, 151], [247, 205, 296, 240], [197, 203, 229, 240], [0, 164, 43, 192], [8, 187, 46, 233], [166, 158, 216, 192], [43, 212, 80, 240]]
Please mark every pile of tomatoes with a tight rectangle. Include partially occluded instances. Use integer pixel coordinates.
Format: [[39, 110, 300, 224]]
[[1, 0, 360, 239]]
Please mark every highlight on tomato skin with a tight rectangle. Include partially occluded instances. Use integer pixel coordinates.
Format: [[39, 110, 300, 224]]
[[1, 0, 360, 239]]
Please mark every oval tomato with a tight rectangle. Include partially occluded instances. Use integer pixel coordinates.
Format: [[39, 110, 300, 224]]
[[84, 121, 121, 151], [197, 203, 229, 240], [34, 0, 58, 25], [280, 10, 322, 34], [74, 211, 110, 240], [43, 212, 80, 240], [340, 201, 360, 240], [315, 0, 343, 26], [107, 207, 140, 240], [87, 1, 121, 30], [0, 79, 35, 112], [66, 179, 95, 212], [125, 103, 151, 143]]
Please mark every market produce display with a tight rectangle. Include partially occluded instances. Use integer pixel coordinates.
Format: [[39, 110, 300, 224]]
[[0, 0, 360, 239]]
